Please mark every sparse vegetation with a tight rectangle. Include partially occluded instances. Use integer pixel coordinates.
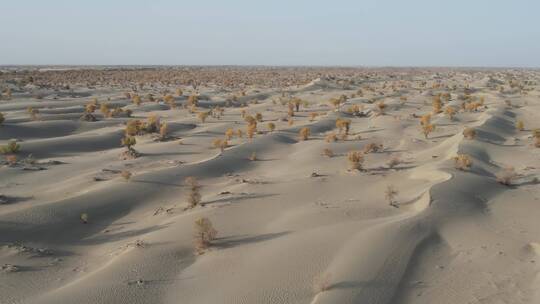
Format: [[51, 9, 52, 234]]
[[194, 217, 217, 255]]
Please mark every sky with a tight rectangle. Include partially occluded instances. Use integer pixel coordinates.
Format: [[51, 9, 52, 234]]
[[1, 0, 539, 67]]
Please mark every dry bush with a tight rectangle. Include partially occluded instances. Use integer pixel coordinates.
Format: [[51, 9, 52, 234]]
[[287, 103, 295, 117], [453, 154, 472, 170], [347, 151, 364, 170], [496, 167, 517, 186], [213, 138, 228, 151], [432, 96, 443, 113], [386, 154, 402, 168], [245, 115, 257, 126], [249, 152, 257, 161], [100, 103, 110, 117], [4, 154, 17, 166], [336, 118, 351, 135], [225, 128, 235, 140], [159, 123, 168, 140], [325, 133, 338, 143], [27, 107, 39, 120], [185, 177, 201, 208], [385, 185, 399, 205], [85, 103, 97, 113], [0, 112, 4, 125], [240, 109, 247, 118], [444, 106, 456, 120], [125, 119, 142, 136], [0, 140, 20, 154], [121, 136, 137, 151], [121, 170, 132, 181], [194, 217, 217, 254], [309, 112, 319, 121], [292, 97, 303, 111], [419, 114, 431, 126], [237, 129, 243, 138], [363, 142, 383, 154], [175, 88, 183, 96], [187, 95, 199, 107], [375, 101, 386, 115], [267, 122, 276, 132], [322, 148, 334, 158], [299, 127, 310, 141], [132, 94, 142, 106], [422, 123, 435, 139], [247, 124, 257, 139], [516, 120, 524, 131], [463, 127, 476, 140], [198, 111, 209, 123], [255, 113, 263, 122]]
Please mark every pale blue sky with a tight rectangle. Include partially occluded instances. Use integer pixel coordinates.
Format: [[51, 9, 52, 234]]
[[1, 0, 539, 67]]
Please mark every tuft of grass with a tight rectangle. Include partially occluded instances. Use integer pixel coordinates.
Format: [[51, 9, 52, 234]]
[[194, 217, 217, 255]]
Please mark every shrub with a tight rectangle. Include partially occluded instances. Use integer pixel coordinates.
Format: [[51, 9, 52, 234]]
[[247, 124, 257, 139], [385, 185, 399, 205], [323, 148, 334, 157], [309, 112, 319, 121], [27, 107, 39, 120], [121, 136, 137, 151], [299, 127, 310, 141], [175, 88, 183, 96], [121, 170, 132, 181], [125, 119, 142, 136], [325, 133, 337, 143], [363, 143, 383, 154], [0, 140, 20, 154], [187, 95, 199, 107], [0, 112, 4, 125], [419, 114, 431, 126], [453, 154, 472, 170], [255, 113, 263, 122], [237, 129, 243, 138], [422, 123, 435, 139], [85, 103, 96, 113], [432, 96, 443, 113], [347, 151, 364, 170], [375, 101, 386, 115], [288, 118, 294, 126], [444, 106, 456, 120], [386, 155, 402, 168], [198, 111, 209, 123], [245, 115, 257, 126], [516, 120, 524, 131], [186, 177, 201, 208], [194, 217, 217, 254], [225, 128, 235, 140], [100, 103, 110, 117], [159, 123, 168, 140], [496, 167, 517, 186], [80, 213, 89, 224], [132, 94, 142, 106], [267, 122, 276, 132], [463, 127, 476, 140], [213, 138, 228, 151], [249, 152, 257, 161], [336, 118, 351, 135], [241, 109, 247, 118]]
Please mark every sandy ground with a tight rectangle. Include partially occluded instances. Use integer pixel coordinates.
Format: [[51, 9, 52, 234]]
[[1, 69, 540, 304]]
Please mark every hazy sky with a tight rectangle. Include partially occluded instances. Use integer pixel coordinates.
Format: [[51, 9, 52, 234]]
[[1, 0, 539, 67]]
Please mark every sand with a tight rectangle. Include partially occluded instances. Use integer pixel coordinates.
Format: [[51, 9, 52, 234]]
[[1, 67, 540, 304]]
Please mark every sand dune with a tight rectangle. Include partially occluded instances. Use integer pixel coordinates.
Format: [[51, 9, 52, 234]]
[[1, 68, 540, 304]]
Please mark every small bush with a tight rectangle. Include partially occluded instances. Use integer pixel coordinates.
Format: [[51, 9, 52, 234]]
[[444, 106, 456, 120], [325, 133, 337, 143], [267, 122, 276, 132], [386, 155, 402, 168], [516, 120, 524, 131], [225, 128, 235, 140], [363, 143, 383, 154], [121, 170, 132, 181], [299, 127, 310, 141], [198, 111, 209, 123], [249, 152, 257, 161], [194, 217, 217, 255], [336, 119, 351, 135], [347, 151, 364, 170], [159, 123, 168, 140], [323, 148, 334, 158], [453, 154, 472, 170], [463, 127, 476, 140], [419, 114, 431, 126], [121, 136, 137, 151], [385, 185, 399, 205], [0, 140, 20, 154], [496, 167, 517, 186], [422, 123, 435, 139], [0, 112, 4, 125], [186, 177, 201, 208], [80, 213, 89, 224], [247, 124, 257, 139], [309, 112, 319, 121], [255, 113, 263, 122]]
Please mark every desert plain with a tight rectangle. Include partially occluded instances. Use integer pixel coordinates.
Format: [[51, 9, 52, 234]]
[[1, 67, 540, 304]]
